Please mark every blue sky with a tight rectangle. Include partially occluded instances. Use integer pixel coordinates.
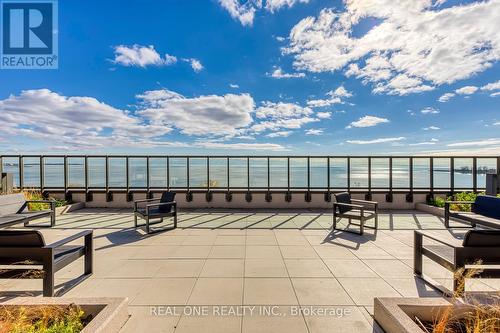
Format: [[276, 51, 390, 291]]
[[0, 0, 499, 155]]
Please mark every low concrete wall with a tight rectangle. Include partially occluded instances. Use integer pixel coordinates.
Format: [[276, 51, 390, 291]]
[[51, 191, 430, 210]]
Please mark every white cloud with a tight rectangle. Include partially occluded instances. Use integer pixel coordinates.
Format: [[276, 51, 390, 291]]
[[218, 0, 309, 26], [0, 89, 172, 148], [250, 117, 319, 133], [305, 128, 324, 135], [481, 80, 500, 91], [138, 89, 254, 136], [113, 45, 177, 68], [183, 58, 204, 72], [438, 92, 455, 103], [410, 138, 439, 146], [455, 85, 478, 95], [423, 126, 440, 130], [307, 85, 352, 107], [200, 141, 286, 150], [266, 131, 293, 138], [347, 115, 389, 128], [229, 83, 240, 88], [217, 0, 257, 26], [276, 36, 286, 42], [346, 137, 405, 145], [316, 111, 332, 119], [328, 85, 352, 98], [284, 1, 500, 95], [421, 107, 440, 114], [494, 121, 500, 126], [255, 101, 312, 119], [269, 67, 305, 79], [447, 138, 500, 147], [265, 0, 309, 12], [491, 92, 500, 97]]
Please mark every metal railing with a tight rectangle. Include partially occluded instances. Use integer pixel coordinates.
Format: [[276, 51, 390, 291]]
[[1, 155, 499, 202]]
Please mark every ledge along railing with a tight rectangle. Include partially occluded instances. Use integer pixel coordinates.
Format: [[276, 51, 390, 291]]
[[1, 155, 499, 203]]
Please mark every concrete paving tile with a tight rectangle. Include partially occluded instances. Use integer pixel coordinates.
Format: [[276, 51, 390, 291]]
[[285, 259, 332, 277], [132, 278, 197, 305], [291, 278, 354, 305], [245, 259, 287, 278], [188, 278, 244, 305], [244, 278, 298, 305], [200, 259, 245, 277]]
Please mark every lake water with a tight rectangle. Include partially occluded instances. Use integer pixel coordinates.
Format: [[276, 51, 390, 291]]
[[1, 157, 496, 190]]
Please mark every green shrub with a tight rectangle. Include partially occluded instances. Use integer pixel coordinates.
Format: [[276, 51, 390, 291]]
[[427, 191, 500, 212], [22, 190, 68, 211]]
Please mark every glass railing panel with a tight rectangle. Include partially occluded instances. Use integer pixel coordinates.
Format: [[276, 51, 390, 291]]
[[169, 158, 187, 188], [476, 158, 497, 189], [330, 158, 348, 189], [189, 158, 207, 188], [67, 157, 84, 188], [310, 158, 328, 188], [290, 158, 307, 188], [43, 157, 64, 188], [413, 158, 430, 189], [149, 158, 168, 188], [209, 158, 227, 188], [269, 158, 287, 188], [108, 158, 126, 188], [23, 157, 40, 188], [371, 158, 389, 189], [433, 158, 451, 189], [128, 158, 147, 188], [350, 158, 369, 188], [229, 158, 247, 188], [88, 157, 106, 188], [453, 158, 473, 189], [1, 157, 20, 187], [393, 158, 410, 189], [249, 158, 267, 188]]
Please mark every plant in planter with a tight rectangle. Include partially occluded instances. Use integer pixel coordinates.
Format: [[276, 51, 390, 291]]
[[415, 266, 500, 332], [427, 192, 500, 212], [22, 189, 69, 211], [0, 304, 87, 333]]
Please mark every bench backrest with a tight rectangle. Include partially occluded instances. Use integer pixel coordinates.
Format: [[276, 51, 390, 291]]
[[463, 230, 500, 247], [334, 192, 352, 214], [0, 193, 26, 216], [159, 191, 176, 213], [472, 195, 500, 219], [0, 230, 45, 247]]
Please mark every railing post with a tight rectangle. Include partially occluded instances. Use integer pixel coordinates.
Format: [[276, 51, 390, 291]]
[[40, 156, 44, 192], [19, 155, 24, 191], [166, 156, 170, 191], [473, 157, 478, 193], [105, 156, 112, 202], [85, 156, 92, 202], [347, 157, 351, 193], [386, 157, 393, 202], [207, 156, 210, 190], [226, 157, 230, 190], [450, 157, 454, 197], [146, 156, 151, 198], [367, 157, 372, 200], [428, 157, 434, 202]]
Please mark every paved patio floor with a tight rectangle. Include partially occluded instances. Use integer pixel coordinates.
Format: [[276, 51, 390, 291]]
[[1, 209, 498, 333]]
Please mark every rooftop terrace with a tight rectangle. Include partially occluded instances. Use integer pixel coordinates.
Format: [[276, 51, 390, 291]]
[[1, 209, 498, 332]]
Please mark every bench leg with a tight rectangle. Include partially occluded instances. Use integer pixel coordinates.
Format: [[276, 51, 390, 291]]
[[134, 213, 138, 228], [50, 211, 56, 227], [146, 216, 150, 234], [43, 260, 55, 297], [174, 213, 178, 229], [84, 233, 93, 275], [414, 232, 423, 276], [332, 210, 337, 230]]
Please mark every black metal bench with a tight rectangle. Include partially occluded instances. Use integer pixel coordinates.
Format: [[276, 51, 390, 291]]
[[414, 229, 500, 295], [0, 230, 93, 296], [333, 192, 378, 235], [0, 193, 56, 228], [134, 191, 177, 234], [445, 195, 500, 229]]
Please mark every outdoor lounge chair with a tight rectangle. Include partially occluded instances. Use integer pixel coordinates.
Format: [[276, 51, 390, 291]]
[[445, 195, 500, 229], [333, 192, 378, 235], [414, 229, 500, 295], [0, 229, 93, 297], [0, 193, 56, 228], [134, 191, 177, 234]]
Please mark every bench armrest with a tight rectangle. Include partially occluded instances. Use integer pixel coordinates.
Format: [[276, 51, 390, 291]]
[[44, 230, 92, 249], [146, 201, 177, 214], [415, 230, 461, 248], [134, 198, 160, 211], [333, 202, 364, 210], [445, 201, 475, 205], [351, 199, 378, 210]]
